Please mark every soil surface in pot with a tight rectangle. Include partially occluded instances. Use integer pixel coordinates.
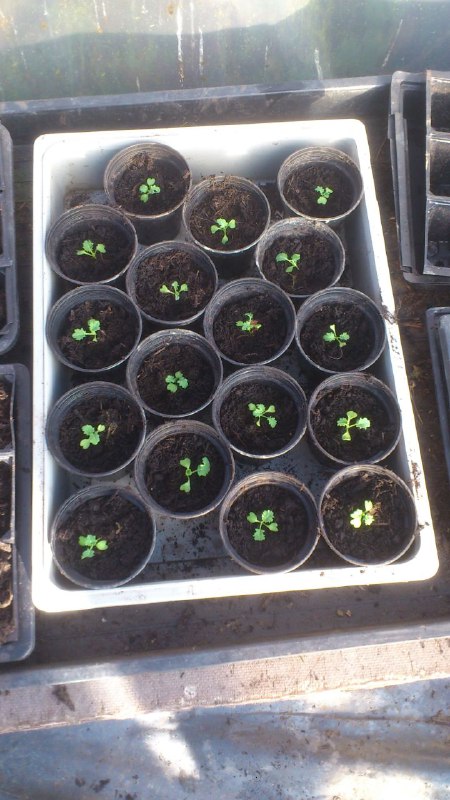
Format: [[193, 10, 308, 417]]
[[56, 221, 134, 282], [0, 461, 11, 537], [321, 471, 415, 563], [54, 492, 153, 582], [189, 180, 267, 251], [262, 233, 340, 294], [134, 249, 215, 321], [145, 432, 226, 513], [0, 380, 12, 449], [310, 385, 398, 463], [283, 163, 354, 219], [300, 302, 377, 370], [0, 542, 14, 643], [212, 294, 288, 363], [58, 396, 143, 473], [113, 152, 190, 216], [136, 344, 216, 415], [58, 299, 139, 370], [219, 381, 299, 455], [226, 484, 312, 569]]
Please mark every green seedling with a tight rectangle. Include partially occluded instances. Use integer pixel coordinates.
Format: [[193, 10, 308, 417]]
[[165, 371, 189, 393], [71, 318, 101, 343], [139, 177, 161, 202], [79, 423, 106, 449], [210, 217, 236, 245], [78, 534, 109, 560], [275, 251, 301, 274], [336, 410, 371, 442], [236, 312, 262, 333], [349, 500, 375, 529], [76, 240, 106, 259], [323, 324, 349, 349], [315, 186, 333, 205], [247, 509, 279, 542], [179, 456, 211, 493], [159, 280, 188, 301], [248, 402, 277, 429]]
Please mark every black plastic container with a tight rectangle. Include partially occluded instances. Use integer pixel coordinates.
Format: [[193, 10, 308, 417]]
[[426, 307, 450, 485], [0, 124, 19, 355]]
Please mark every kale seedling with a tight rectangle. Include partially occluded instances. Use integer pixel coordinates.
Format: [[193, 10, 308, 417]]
[[315, 186, 333, 205], [248, 402, 277, 429], [275, 251, 301, 274], [336, 410, 371, 442], [71, 318, 101, 342], [78, 534, 109, 559], [76, 240, 106, 259], [323, 324, 349, 348], [160, 280, 188, 301], [349, 500, 375, 529], [247, 509, 279, 542], [79, 423, 106, 449], [139, 177, 161, 202], [236, 312, 261, 333], [179, 456, 211, 493], [165, 371, 189, 393], [210, 217, 236, 245]]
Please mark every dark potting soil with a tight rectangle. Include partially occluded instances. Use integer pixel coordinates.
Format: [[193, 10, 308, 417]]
[[0, 542, 14, 643], [283, 163, 354, 219], [54, 492, 154, 582], [189, 180, 268, 251], [134, 249, 215, 321], [212, 294, 288, 363], [112, 152, 190, 216], [56, 222, 134, 282], [0, 381, 12, 449], [219, 381, 300, 455], [58, 299, 139, 370], [0, 461, 11, 537], [58, 396, 143, 473], [300, 302, 376, 371], [310, 385, 398, 463], [226, 484, 312, 569], [261, 233, 340, 295], [136, 344, 216, 415], [321, 471, 415, 563], [145, 433, 226, 513]]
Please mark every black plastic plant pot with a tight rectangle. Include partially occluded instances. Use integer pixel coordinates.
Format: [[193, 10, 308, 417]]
[[126, 328, 223, 419], [50, 484, 156, 589], [211, 365, 306, 461], [45, 382, 146, 479], [45, 204, 138, 285], [295, 287, 386, 374], [134, 420, 235, 520], [104, 142, 191, 245], [219, 472, 319, 575], [307, 373, 402, 467], [182, 175, 271, 277], [277, 146, 364, 227], [319, 464, 417, 567], [254, 217, 345, 299], [203, 278, 296, 367], [125, 240, 218, 327], [46, 284, 142, 373]]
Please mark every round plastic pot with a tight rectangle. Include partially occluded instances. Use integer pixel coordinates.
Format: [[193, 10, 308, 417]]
[[203, 278, 296, 367], [126, 328, 223, 419], [295, 287, 386, 374], [319, 464, 418, 567], [45, 204, 138, 285], [219, 472, 319, 575], [104, 142, 191, 245], [46, 284, 143, 373], [182, 175, 271, 277], [277, 146, 364, 227], [125, 240, 218, 327], [50, 483, 156, 589], [254, 217, 345, 299], [307, 372, 402, 467], [134, 420, 235, 520], [211, 365, 306, 461], [46, 382, 147, 479]]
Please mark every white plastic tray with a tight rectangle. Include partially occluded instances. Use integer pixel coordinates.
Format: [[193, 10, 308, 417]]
[[32, 119, 438, 612]]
